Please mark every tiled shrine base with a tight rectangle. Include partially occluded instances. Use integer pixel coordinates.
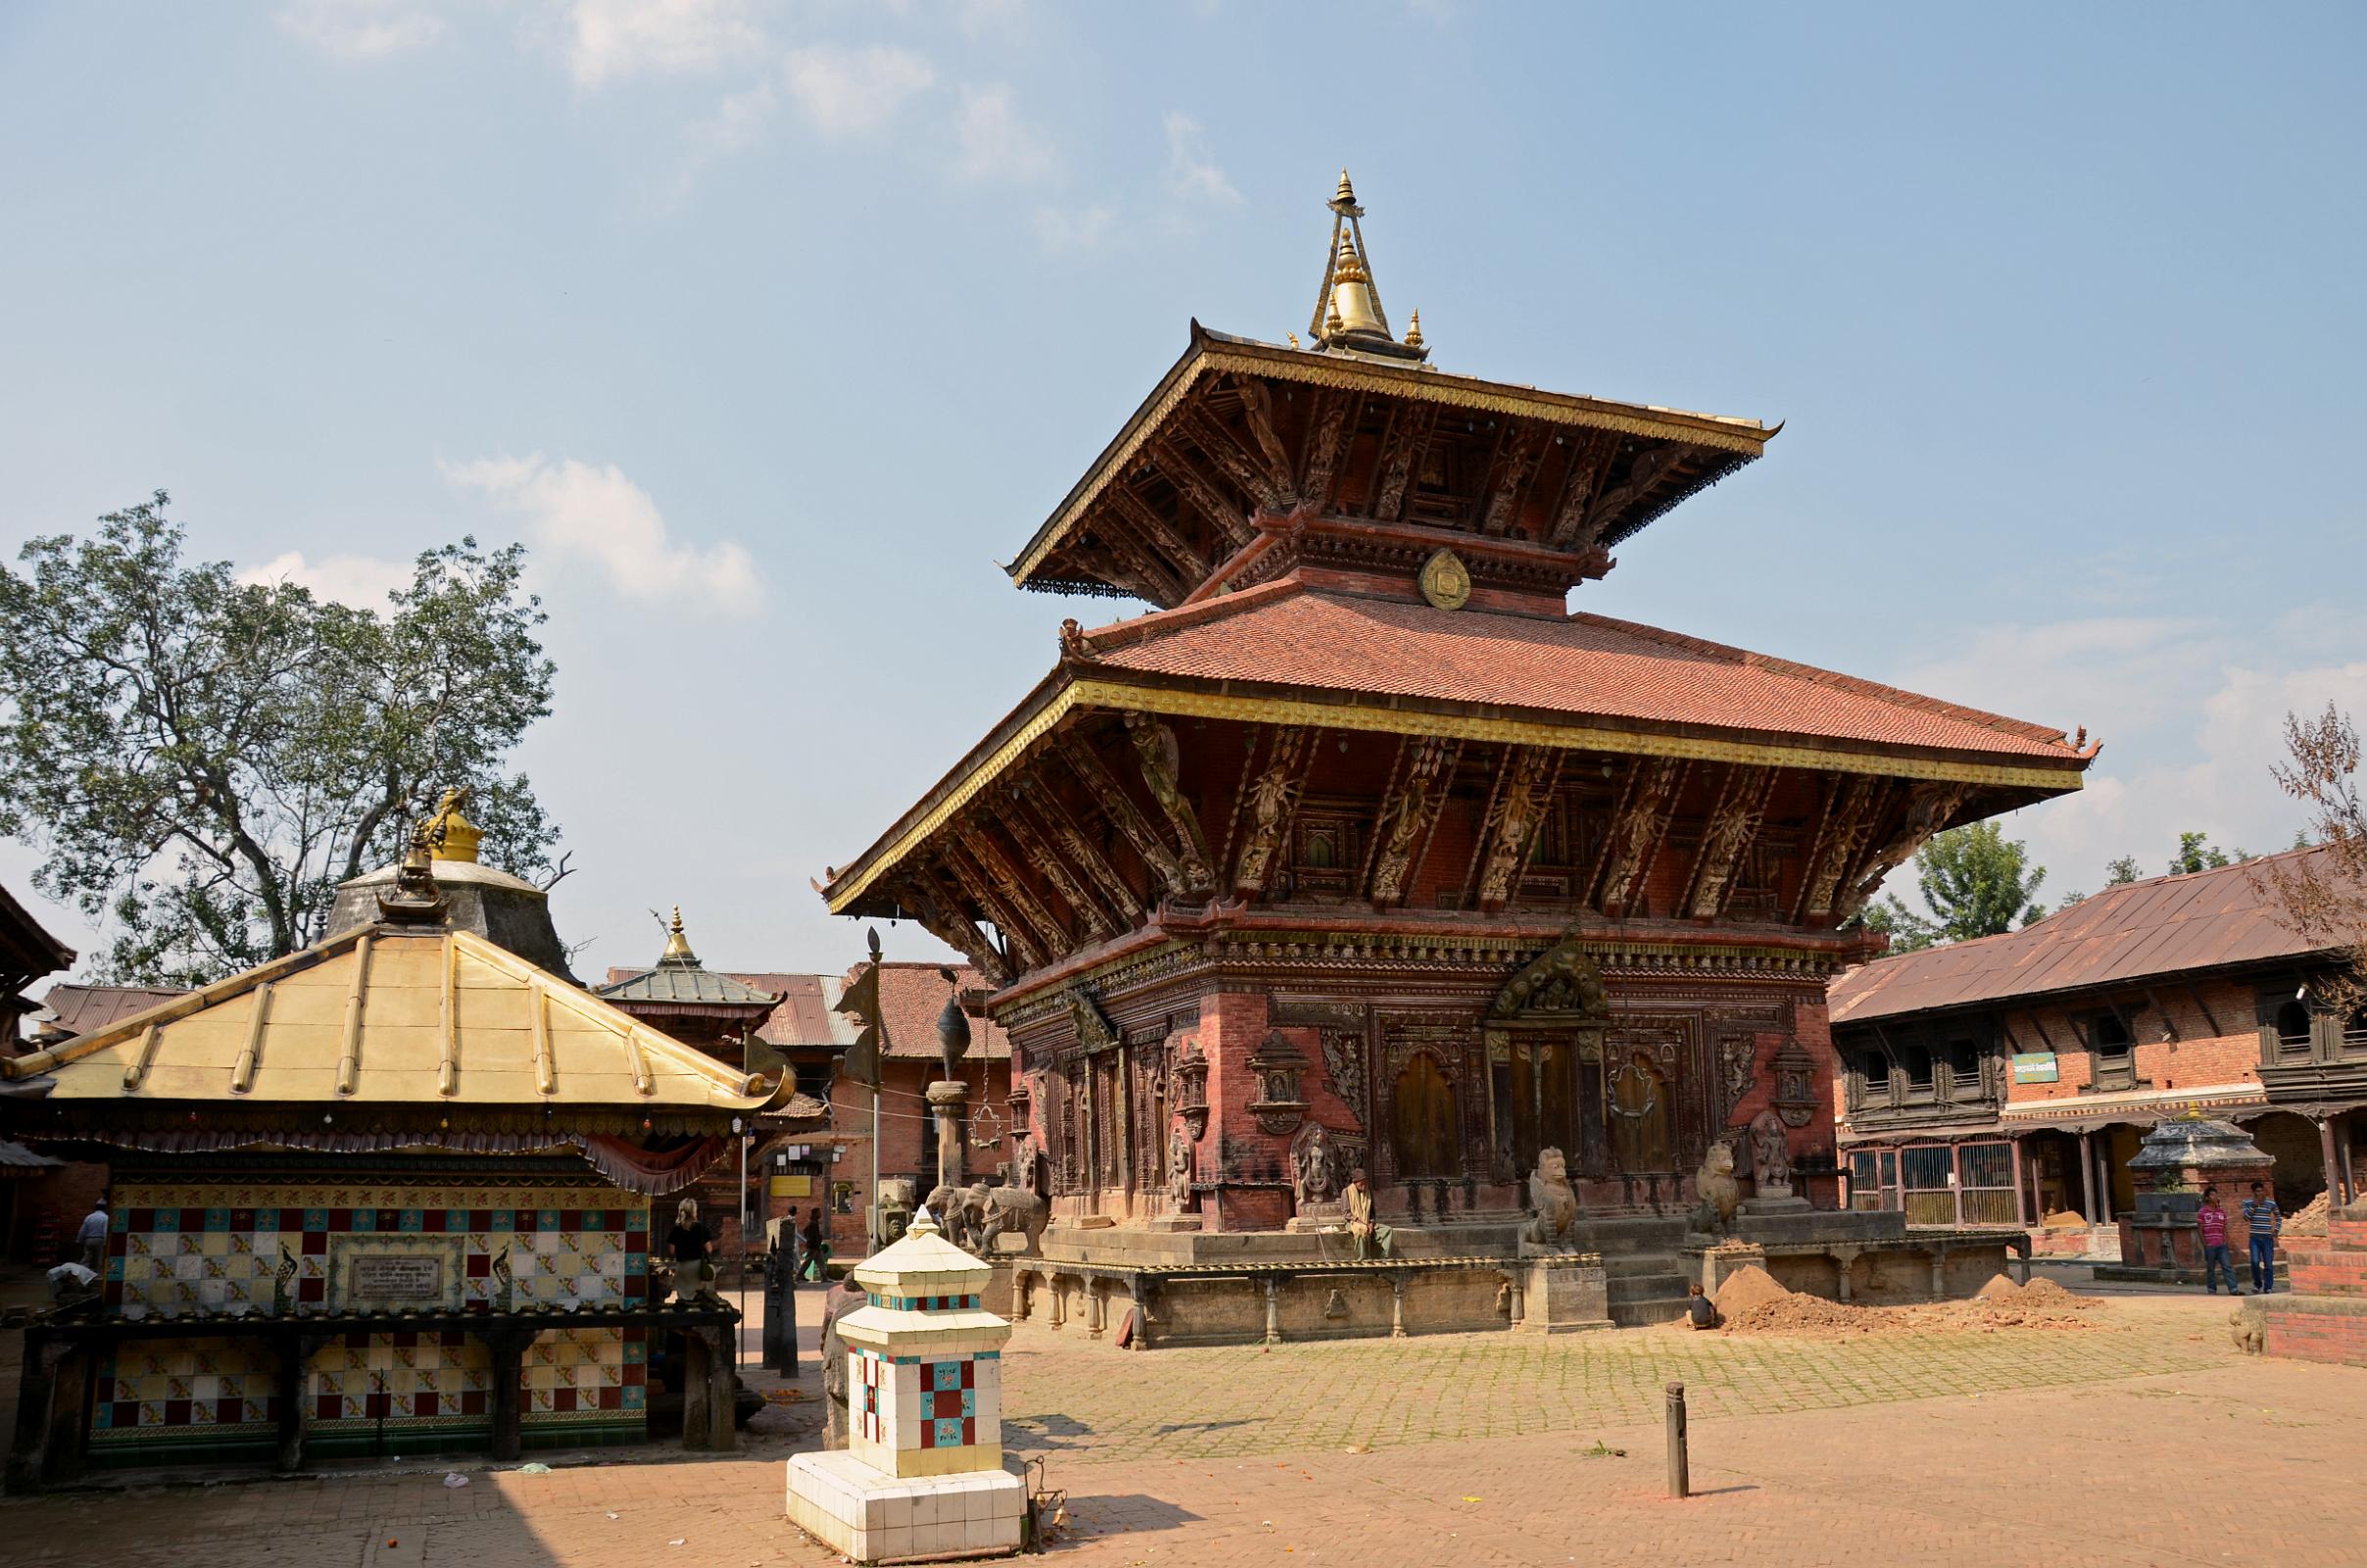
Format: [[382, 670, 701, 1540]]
[[788, 1448, 1023, 1565], [90, 1175, 651, 1464], [87, 1327, 647, 1464]]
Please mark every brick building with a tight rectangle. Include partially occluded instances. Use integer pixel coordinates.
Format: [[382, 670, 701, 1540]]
[[0, 881, 77, 1261], [603, 952, 1013, 1263], [1829, 846, 2366, 1254]]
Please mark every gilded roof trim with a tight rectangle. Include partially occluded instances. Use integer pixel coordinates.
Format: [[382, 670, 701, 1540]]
[[823, 673, 2085, 913], [5, 924, 774, 1113], [1009, 327, 1774, 586]]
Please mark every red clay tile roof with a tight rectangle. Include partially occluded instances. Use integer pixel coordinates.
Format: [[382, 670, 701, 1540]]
[[1829, 845, 2342, 1025], [1086, 581, 2081, 765], [853, 962, 1011, 1061]]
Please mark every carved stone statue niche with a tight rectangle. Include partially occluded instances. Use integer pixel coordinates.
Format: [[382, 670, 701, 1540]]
[[1748, 1108, 1795, 1198], [1290, 1121, 1343, 1213]]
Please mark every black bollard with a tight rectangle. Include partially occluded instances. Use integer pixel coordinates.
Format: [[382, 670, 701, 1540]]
[[1665, 1381, 1689, 1498], [764, 1245, 799, 1376]]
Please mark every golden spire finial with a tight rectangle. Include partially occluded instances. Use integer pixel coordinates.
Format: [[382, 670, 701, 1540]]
[[1287, 330, 1301, 349], [1327, 229, 1384, 337], [1332, 168, 1358, 214], [662, 905, 698, 964], [424, 787, 482, 863], [1404, 309, 1423, 350]]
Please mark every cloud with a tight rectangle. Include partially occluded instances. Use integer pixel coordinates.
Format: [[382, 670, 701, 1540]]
[[783, 44, 936, 137], [1033, 203, 1116, 254], [277, 0, 448, 58], [544, 0, 767, 89], [953, 0, 1026, 36], [1879, 612, 2366, 906], [1162, 112, 1239, 207], [238, 550, 415, 609], [950, 84, 1058, 185], [442, 454, 764, 614]]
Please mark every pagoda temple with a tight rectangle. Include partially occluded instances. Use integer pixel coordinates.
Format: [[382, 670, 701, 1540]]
[[820, 174, 2093, 1266]]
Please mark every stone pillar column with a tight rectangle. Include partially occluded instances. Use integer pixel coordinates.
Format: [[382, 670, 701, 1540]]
[[487, 1327, 528, 1462], [928, 1079, 970, 1196]]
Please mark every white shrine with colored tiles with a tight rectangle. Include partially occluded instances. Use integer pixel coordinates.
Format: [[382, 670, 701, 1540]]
[[787, 1213, 1024, 1562]]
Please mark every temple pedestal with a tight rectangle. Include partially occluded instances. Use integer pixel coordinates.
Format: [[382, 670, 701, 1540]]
[[1513, 1251, 1611, 1334]]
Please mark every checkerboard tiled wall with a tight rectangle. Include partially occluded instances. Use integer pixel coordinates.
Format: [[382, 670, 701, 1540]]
[[91, 1179, 649, 1453], [851, 1348, 1002, 1455]]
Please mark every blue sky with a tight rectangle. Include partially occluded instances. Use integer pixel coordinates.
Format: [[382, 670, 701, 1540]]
[[2, 1, 2362, 979]]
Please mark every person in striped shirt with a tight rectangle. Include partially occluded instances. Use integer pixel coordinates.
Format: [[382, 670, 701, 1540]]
[[2241, 1181, 2282, 1294]]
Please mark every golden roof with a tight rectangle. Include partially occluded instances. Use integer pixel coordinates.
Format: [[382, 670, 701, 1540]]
[[425, 789, 482, 864], [3, 923, 772, 1112]]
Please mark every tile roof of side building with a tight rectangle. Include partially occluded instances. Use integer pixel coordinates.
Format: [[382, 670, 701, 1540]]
[[1084, 581, 2086, 767], [603, 966, 1010, 1059], [1829, 844, 2348, 1025]]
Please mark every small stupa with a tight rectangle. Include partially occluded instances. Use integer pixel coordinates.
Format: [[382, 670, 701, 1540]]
[[786, 1207, 1024, 1562]]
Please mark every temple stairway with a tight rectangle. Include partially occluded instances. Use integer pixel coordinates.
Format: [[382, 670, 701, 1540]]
[[1563, 1215, 1691, 1328]]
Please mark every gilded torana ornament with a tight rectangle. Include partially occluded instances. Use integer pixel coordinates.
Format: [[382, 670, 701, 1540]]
[[1418, 548, 1472, 611]]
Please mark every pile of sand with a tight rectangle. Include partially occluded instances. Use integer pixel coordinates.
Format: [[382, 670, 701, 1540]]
[[1708, 1262, 2104, 1339], [2016, 1275, 2090, 1307], [1709, 1265, 1794, 1318]]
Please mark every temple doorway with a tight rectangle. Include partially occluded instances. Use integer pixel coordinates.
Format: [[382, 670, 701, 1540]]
[[1392, 1052, 1459, 1179]]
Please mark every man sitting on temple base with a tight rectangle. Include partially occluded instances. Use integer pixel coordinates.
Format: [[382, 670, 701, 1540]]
[[1346, 1167, 1394, 1261]]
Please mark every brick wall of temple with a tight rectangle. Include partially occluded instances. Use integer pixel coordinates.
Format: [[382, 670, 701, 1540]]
[[91, 1177, 648, 1459], [2002, 976, 2265, 1103]]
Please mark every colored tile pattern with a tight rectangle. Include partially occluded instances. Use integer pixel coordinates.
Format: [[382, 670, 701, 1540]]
[[91, 1180, 649, 1451]]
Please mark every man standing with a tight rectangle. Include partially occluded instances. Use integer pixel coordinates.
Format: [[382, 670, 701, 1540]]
[[801, 1206, 828, 1282], [2195, 1186, 2242, 1296], [2240, 1180, 2282, 1295], [75, 1198, 110, 1272], [1344, 1167, 1394, 1261]]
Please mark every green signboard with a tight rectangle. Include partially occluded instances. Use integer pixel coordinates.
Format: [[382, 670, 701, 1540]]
[[2011, 1053, 2059, 1085]]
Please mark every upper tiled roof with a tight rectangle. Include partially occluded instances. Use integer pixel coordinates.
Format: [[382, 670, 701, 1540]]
[[597, 960, 781, 1011], [1830, 846, 2342, 1025], [1086, 582, 2083, 765]]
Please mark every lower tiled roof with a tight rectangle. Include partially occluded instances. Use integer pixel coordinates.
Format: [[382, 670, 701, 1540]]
[[1087, 582, 2082, 765]]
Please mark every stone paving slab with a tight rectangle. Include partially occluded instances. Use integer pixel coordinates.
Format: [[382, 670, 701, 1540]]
[[0, 1291, 2355, 1568]]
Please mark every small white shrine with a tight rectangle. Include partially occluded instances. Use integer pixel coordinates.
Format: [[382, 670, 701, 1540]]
[[787, 1210, 1025, 1562]]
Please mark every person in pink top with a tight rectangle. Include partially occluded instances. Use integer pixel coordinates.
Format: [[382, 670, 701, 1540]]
[[2195, 1186, 2242, 1295]]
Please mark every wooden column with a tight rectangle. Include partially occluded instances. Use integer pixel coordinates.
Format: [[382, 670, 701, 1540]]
[[2321, 1118, 2343, 1208], [272, 1332, 317, 1473], [680, 1325, 736, 1452], [2008, 1135, 2031, 1226], [2077, 1131, 2096, 1224], [487, 1327, 529, 1462], [5, 1331, 66, 1494], [2336, 1116, 2356, 1205]]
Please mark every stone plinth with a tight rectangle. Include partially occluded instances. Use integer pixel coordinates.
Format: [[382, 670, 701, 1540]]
[[2251, 1205, 2367, 1368], [787, 1215, 1023, 1563], [1515, 1252, 1610, 1334], [1694, 1243, 1767, 1296]]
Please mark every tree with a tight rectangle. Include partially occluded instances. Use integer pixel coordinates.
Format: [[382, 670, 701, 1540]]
[[0, 494, 561, 985], [2259, 703, 2367, 1011], [2104, 856, 2143, 886], [1865, 822, 2048, 953]]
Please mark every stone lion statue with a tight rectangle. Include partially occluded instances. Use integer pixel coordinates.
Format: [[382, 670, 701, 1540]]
[[2230, 1304, 2265, 1355], [1522, 1147, 1580, 1247], [1688, 1141, 1742, 1237]]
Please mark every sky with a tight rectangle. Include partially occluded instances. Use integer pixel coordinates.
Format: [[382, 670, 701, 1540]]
[[2, 1, 2363, 982]]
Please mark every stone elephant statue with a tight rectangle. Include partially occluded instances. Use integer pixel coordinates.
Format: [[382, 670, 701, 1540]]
[[927, 1181, 1049, 1257]]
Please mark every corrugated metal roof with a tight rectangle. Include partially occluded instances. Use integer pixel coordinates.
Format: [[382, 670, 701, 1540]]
[[39, 983, 188, 1039], [0, 1138, 61, 1170], [1830, 844, 2341, 1025]]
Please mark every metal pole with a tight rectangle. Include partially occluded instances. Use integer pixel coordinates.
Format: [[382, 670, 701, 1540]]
[[871, 1081, 882, 1252], [1664, 1382, 1689, 1499]]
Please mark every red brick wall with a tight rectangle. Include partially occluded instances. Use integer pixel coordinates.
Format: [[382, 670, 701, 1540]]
[[2003, 977, 2263, 1105], [822, 1054, 1011, 1256]]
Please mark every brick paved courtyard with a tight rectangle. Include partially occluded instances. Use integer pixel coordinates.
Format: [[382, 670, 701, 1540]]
[[1, 1281, 2359, 1568]]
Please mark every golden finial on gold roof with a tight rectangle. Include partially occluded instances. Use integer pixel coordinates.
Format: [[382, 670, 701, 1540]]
[[1328, 230, 1385, 337], [424, 787, 481, 863], [1287, 330, 1300, 349], [662, 905, 698, 964], [1404, 309, 1423, 350], [1330, 168, 1359, 216]]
